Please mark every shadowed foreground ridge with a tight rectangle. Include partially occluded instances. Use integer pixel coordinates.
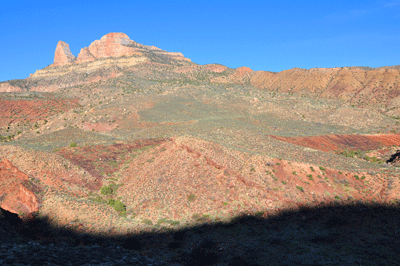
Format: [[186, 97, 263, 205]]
[[1, 202, 400, 265]]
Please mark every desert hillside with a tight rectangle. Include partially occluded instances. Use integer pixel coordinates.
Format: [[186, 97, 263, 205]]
[[0, 32, 399, 265]]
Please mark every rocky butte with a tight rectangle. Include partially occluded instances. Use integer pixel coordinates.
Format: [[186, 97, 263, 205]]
[[0, 32, 192, 92], [53, 32, 190, 66]]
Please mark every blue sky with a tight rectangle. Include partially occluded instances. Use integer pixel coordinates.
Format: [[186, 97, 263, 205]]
[[1, 0, 400, 81]]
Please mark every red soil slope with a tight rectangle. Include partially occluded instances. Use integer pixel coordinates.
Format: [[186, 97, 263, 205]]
[[270, 133, 400, 152], [0, 98, 79, 127]]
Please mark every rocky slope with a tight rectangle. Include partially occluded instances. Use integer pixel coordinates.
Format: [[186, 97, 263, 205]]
[[249, 66, 400, 114]]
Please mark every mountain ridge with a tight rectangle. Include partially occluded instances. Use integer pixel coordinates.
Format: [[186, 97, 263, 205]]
[[1, 32, 400, 114]]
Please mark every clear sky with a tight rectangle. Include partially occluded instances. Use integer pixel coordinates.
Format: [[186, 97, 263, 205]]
[[1, 0, 400, 81]]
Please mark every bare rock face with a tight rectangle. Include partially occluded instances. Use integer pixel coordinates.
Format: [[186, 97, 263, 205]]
[[86, 32, 140, 59], [49, 32, 190, 67], [53, 41, 76, 66], [0, 158, 39, 217], [0, 82, 23, 92], [76, 47, 95, 64]]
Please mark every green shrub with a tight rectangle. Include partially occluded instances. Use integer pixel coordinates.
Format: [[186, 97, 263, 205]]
[[112, 200, 126, 212], [255, 211, 265, 218], [100, 186, 113, 195], [319, 166, 325, 171], [310, 166, 315, 172], [296, 186, 304, 192], [107, 199, 126, 212], [307, 174, 313, 180], [69, 142, 77, 147], [157, 218, 168, 224], [143, 219, 153, 225], [354, 175, 360, 180], [187, 194, 196, 202]]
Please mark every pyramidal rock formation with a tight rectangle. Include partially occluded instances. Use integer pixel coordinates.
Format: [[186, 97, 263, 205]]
[[53, 41, 76, 66]]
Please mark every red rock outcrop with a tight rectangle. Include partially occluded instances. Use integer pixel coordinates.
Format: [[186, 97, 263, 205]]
[[76, 47, 95, 64], [85, 32, 140, 59], [0, 82, 23, 92], [53, 41, 76, 66], [204, 64, 228, 73], [0, 158, 39, 217]]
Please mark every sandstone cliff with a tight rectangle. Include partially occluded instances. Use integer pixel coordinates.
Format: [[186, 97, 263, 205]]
[[52, 32, 190, 67], [0, 158, 39, 217]]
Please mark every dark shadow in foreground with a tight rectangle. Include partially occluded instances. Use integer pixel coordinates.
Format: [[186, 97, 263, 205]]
[[1, 201, 400, 266]]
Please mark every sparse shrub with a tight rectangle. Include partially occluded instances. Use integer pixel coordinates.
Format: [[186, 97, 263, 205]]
[[319, 166, 325, 171], [276, 163, 281, 165], [296, 186, 304, 192], [255, 211, 264, 218], [90, 195, 107, 204], [111, 200, 126, 212], [69, 142, 77, 147], [307, 174, 313, 180], [292, 171, 297, 175], [310, 166, 315, 172], [354, 175, 360, 180], [361, 175, 366, 180], [282, 180, 287, 184], [169, 220, 180, 225], [100, 185, 113, 195], [142, 219, 153, 225], [157, 218, 168, 224], [187, 194, 196, 202]]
